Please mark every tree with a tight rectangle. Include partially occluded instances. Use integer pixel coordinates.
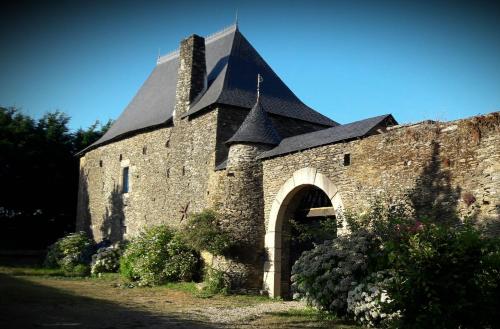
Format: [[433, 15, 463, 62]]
[[0, 106, 111, 250]]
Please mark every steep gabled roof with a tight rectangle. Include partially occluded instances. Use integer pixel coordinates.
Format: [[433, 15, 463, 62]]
[[258, 114, 398, 159], [226, 98, 282, 146], [80, 25, 337, 154]]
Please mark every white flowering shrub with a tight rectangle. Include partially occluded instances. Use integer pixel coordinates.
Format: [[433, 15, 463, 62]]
[[44, 231, 94, 275], [91, 244, 123, 276], [291, 232, 375, 315], [347, 270, 400, 328], [119, 225, 200, 286]]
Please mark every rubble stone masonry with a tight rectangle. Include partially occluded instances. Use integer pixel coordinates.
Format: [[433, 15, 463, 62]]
[[262, 112, 500, 233]]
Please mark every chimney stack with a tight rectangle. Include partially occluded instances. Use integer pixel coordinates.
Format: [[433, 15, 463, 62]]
[[174, 34, 207, 122]]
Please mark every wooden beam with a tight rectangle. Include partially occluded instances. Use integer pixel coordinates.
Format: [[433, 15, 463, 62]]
[[299, 207, 336, 218]]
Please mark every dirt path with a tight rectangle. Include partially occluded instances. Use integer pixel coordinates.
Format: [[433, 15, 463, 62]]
[[0, 273, 356, 328], [192, 301, 306, 324]]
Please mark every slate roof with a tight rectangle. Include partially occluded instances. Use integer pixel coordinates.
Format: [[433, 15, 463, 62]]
[[79, 25, 337, 155], [258, 114, 398, 159], [226, 98, 282, 146], [214, 159, 228, 171]]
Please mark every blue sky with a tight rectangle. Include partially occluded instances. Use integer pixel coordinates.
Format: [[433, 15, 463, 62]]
[[1, 0, 499, 130]]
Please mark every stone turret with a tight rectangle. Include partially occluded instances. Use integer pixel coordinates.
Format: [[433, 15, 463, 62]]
[[174, 34, 207, 122], [218, 95, 282, 291]]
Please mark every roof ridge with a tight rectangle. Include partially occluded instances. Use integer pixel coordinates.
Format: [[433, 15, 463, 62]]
[[157, 49, 180, 65], [205, 24, 238, 42], [157, 24, 237, 65]]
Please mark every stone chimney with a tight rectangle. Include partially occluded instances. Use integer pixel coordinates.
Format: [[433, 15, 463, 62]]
[[174, 34, 207, 122]]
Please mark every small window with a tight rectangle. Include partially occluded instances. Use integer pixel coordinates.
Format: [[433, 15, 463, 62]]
[[182, 166, 186, 176], [142, 146, 147, 155], [119, 154, 122, 161], [165, 140, 170, 148], [343, 154, 351, 166], [99, 160, 103, 167], [122, 167, 129, 193], [166, 168, 170, 178]]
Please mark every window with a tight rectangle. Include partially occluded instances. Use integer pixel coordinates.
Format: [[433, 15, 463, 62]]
[[166, 168, 170, 178], [182, 166, 186, 176], [165, 140, 170, 148], [343, 154, 351, 166], [122, 167, 129, 193], [119, 154, 122, 161], [142, 146, 147, 155], [99, 160, 103, 167]]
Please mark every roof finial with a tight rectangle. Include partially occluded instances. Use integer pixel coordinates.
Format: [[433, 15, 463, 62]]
[[157, 48, 161, 61], [235, 9, 239, 27], [257, 73, 263, 101]]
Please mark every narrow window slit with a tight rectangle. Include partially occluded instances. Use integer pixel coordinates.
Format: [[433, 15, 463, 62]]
[[343, 154, 351, 166], [122, 167, 129, 193]]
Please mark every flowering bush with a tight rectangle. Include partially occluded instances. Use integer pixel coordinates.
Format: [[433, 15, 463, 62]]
[[44, 231, 94, 275], [292, 196, 500, 328], [291, 231, 375, 315], [119, 225, 200, 286], [91, 243, 124, 276], [347, 270, 400, 328]]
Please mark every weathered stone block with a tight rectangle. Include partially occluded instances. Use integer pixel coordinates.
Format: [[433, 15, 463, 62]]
[[292, 167, 317, 187]]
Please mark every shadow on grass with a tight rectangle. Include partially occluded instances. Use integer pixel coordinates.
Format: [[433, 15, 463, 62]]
[[0, 274, 220, 329], [260, 308, 359, 329]]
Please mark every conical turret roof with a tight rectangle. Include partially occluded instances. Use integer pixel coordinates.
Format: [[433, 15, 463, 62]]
[[226, 97, 282, 146]]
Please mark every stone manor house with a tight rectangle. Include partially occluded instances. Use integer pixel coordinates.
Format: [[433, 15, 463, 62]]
[[76, 25, 500, 297]]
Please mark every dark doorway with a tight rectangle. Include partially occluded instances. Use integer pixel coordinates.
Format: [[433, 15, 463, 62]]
[[280, 185, 337, 298]]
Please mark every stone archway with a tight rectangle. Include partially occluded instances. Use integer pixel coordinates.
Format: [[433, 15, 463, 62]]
[[263, 167, 344, 297]]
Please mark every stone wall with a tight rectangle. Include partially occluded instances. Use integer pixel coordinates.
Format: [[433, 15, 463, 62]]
[[262, 112, 500, 232], [76, 109, 220, 242]]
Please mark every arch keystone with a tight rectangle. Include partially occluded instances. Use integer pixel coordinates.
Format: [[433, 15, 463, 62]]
[[292, 167, 317, 186]]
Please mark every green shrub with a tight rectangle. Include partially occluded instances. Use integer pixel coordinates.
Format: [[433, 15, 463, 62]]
[[291, 231, 376, 315], [164, 235, 200, 282], [385, 222, 500, 329], [119, 225, 200, 286], [182, 209, 232, 255], [65, 264, 90, 277], [44, 232, 94, 275], [202, 267, 230, 295]]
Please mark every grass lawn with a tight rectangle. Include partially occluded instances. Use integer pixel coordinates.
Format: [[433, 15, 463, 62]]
[[0, 265, 361, 328]]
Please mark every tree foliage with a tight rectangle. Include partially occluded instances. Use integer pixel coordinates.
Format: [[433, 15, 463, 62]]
[[0, 106, 111, 249]]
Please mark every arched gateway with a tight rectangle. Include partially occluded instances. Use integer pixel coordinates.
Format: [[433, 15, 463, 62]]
[[263, 167, 344, 297]]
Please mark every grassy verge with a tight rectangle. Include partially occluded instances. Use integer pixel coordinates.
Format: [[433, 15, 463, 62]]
[[0, 265, 65, 277]]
